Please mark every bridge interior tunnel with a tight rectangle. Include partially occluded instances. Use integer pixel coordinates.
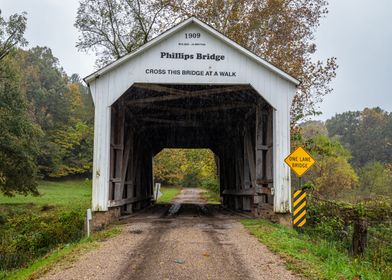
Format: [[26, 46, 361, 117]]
[[108, 83, 274, 214]]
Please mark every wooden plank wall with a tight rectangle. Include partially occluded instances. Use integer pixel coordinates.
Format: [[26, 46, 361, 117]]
[[220, 102, 274, 212], [107, 97, 274, 214], [108, 101, 153, 213]]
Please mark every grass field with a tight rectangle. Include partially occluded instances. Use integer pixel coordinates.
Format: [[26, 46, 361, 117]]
[[0, 179, 92, 210], [201, 189, 221, 204], [0, 179, 93, 279], [156, 186, 182, 203], [242, 219, 385, 280]]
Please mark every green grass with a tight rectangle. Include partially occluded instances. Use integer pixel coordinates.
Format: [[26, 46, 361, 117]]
[[156, 186, 181, 203], [242, 219, 386, 280], [1, 226, 122, 280], [0, 179, 93, 278], [201, 189, 221, 204], [0, 179, 92, 210]]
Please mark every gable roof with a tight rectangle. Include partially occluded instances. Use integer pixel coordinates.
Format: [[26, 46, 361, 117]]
[[84, 17, 300, 86]]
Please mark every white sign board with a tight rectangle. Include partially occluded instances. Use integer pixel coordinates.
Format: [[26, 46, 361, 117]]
[[140, 25, 241, 85]]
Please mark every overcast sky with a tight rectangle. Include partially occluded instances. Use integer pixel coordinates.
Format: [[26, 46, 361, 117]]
[[1, 0, 391, 120]]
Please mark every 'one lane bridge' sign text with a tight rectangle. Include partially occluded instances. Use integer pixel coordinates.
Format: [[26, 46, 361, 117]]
[[284, 147, 316, 177]]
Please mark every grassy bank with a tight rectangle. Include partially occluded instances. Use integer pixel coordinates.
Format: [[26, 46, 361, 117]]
[[0, 180, 92, 277], [2, 226, 122, 280], [156, 186, 182, 204], [242, 219, 386, 280], [0, 179, 91, 209], [201, 189, 221, 204]]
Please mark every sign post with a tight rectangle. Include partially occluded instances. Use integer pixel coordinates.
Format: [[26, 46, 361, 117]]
[[86, 208, 92, 237], [154, 183, 162, 201], [284, 147, 316, 228]]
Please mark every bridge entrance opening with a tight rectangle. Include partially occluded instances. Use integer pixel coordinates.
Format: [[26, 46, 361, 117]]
[[153, 148, 220, 204], [107, 83, 274, 215]]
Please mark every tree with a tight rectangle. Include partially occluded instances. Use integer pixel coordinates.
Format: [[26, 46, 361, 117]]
[[75, 0, 182, 66], [173, 0, 337, 122], [305, 134, 352, 162], [0, 56, 41, 195], [314, 157, 358, 199], [359, 161, 392, 196], [300, 120, 328, 139], [326, 108, 392, 167], [299, 135, 358, 199], [75, 0, 337, 122], [352, 108, 391, 166], [13, 47, 94, 178], [0, 10, 40, 195], [180, 149, 217, 188], [326, 110, 361, 151], [153, 148, 218, 190], [153, 149, 185, 185], [48, 121, 93, 177], [0, 10, 28, 61]]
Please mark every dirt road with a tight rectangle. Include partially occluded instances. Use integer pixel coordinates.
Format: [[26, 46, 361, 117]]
[[41, 188, 301, 280]]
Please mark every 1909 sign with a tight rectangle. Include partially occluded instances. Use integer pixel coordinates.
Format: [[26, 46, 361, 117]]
[[185, 32, 201, 39]]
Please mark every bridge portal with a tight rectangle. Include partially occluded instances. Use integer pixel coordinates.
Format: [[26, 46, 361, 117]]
[[84, 17, 299, 227]]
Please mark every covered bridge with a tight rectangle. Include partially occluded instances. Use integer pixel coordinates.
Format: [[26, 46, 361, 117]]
[[84, 17, 299, 224]]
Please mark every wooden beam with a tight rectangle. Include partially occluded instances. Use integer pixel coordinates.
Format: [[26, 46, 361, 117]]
[[129, 103, 252, 116], [244, 107, 255, 121], [243, 132, 251, 189], [125, 132, 135, 213], [112, 99, 125, 201], [115, 135, 132, 201], [132, 83, 188, 96], [139, 116, 247, 127], [255, 101, 264, 182], [126, 85, 249, 105], [222, 189, 255, 196], [245, 128, 256, 187], [235, 139, 244, 190], [108, 195, 153, 208]]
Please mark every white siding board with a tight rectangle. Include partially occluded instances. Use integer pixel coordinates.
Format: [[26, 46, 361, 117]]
[[92, 78, 111, 211]]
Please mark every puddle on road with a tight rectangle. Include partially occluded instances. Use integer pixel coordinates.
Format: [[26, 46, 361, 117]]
[[129, 229, 143, 234]]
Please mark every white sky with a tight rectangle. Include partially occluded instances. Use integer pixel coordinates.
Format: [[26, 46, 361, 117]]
[[0, 0, 96, 78], [1, 0, 391, 120]]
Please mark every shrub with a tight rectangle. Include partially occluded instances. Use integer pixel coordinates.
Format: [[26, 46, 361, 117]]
[[181, 171, 200, 188], [0, 208, 84, 271], [305, 196, 392, 278], [201, 178, 219, 194], [359, 161, 392, 195], [314, 157, 359, 199]]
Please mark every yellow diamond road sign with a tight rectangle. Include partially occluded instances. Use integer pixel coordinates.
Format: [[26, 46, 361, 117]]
[[284, 147, 316, 177]]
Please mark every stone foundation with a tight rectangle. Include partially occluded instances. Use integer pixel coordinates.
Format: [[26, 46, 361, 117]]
[[92, 207, 121, 231], [253, 204, 292, 227]]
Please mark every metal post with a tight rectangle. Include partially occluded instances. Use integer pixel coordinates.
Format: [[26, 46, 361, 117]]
[[298, 176, 302, 191], [86, 209, 92, 237]]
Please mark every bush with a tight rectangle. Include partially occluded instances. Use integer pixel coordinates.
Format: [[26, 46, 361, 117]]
[[359, 161, 392, 195], [305, 196, 392, 278], [0, 208, 84, 271], [201, 178, 219, 194], [314, 157, 359, 199], [181, 171, 200, 188]]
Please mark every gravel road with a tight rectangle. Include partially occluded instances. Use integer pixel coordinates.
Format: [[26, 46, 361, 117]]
[[40, 188, 302, 280]]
